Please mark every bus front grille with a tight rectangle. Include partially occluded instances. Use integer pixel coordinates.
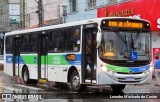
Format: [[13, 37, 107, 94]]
[[118, 78, 141, 80], [116, 72, 143, 74]]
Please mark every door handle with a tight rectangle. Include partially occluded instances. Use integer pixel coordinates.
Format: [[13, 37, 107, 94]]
[[51, 68, 54, 69]]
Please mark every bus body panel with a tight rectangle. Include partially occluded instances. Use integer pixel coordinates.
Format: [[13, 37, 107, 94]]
[[5, 54, 13, 76], [27, 64, 38, 79], [20, 54, 38, 79], [5, 53, 82, 82], [97, 55, 152, 85], [98, 72, 152, 85], [47, 65, 68, 82], [47, 53, 82, 82], [4, 63, 13, 76]]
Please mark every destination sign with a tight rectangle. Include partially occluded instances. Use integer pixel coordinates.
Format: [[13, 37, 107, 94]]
[[108, 21, 143, 28], [101, 19, 150, 30]]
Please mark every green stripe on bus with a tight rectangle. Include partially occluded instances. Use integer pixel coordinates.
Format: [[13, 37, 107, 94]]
[[45, 55, 69, 65], [106, 64, 129, 72], [21, 55, 36, 64], [21, 55, 69, 65]]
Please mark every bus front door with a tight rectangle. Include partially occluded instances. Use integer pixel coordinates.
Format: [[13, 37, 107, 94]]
[[82, 27, 97, 83], [13, 37, 20, 76], [38, 34, 48, 80]]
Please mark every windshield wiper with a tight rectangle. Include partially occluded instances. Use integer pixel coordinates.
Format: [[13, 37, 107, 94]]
[[113, 29, 128, 51], [131, 34, 134, 50], [113, 30, 127, 44], [133, 31, 140, 43], [131, 32, 141, 50]]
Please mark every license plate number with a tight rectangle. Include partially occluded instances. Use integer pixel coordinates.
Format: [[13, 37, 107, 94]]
[[126, 77, 134, 81]]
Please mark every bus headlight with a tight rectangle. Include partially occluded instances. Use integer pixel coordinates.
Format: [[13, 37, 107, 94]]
[[111, 71, 115, 75], [101, 66, 108, 73], [101, 66, 115, 75], [144, 70, 150, 75]]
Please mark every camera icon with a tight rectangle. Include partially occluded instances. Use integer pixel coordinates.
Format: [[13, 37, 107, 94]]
[[2, 94, 11, 99]]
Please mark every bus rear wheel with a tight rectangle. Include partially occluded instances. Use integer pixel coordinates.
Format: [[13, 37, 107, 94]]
[[70, 70, 86, 92], [22, 67, 38, 85], [111, 84, 126, 92], [22, 67, 30, 84]]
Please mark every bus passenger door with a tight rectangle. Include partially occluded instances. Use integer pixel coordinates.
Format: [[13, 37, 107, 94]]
[[82, 24, 97, 83], [13, 37, 20, 76], [38, 34, 48, 80]]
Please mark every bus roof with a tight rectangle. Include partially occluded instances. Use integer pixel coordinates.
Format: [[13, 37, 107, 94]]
[[5, 17, 150, 36]]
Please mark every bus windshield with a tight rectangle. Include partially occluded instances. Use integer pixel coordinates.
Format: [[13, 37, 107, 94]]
[[99, 30, 151, 61]]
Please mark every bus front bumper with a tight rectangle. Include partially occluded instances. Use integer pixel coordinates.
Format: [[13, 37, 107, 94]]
[[98, 71, 152, 85]]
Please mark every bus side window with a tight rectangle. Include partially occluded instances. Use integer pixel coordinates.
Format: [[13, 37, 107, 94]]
[[49, 29, 64, 52], [21, 34, 30, 53], [6, 36, 13, 54], [73, 27, 80, 51], [30, 33, 38, 53], [65, 28, 73, 51], [65, 26, 80, 52]]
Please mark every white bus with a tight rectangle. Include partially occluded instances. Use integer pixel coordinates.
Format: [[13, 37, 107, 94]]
[[4, 17, 152, 92]]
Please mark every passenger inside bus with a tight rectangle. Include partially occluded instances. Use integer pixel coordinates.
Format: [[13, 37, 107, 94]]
[[86, 34, 92, 64], [85, 30, 97, 80]]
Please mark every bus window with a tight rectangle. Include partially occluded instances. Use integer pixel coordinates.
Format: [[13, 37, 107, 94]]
[[21, 34, 30, 53], [6, 36, 14, 54], [21, 33, 38, 53], [48, 29, 64, 52], [73, 27, 80, 51], [65, 26, 81, 52], [30, 33, 38, 53]]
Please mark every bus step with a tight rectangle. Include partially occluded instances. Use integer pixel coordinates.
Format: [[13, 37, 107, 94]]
[[82, 83, 96, 85], [85, 79, 96, 83], [38, 79, 47, 83]]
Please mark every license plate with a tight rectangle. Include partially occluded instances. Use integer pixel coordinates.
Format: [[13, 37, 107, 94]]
[[126, 77, 134, 81]]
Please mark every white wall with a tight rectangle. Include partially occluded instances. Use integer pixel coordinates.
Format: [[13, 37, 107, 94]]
[[152, 31, 160, 48], [9, 0, 19, 3], [106, 0, 130, 4]]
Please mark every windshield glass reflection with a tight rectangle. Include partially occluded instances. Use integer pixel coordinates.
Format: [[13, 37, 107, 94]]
[[99, 30, 151, 60]]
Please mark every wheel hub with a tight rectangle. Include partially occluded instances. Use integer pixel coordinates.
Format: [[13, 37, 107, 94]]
[[72, 76, 80, 88], [24, 71, 28, 82]]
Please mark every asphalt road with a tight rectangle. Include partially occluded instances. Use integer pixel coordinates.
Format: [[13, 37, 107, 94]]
[[0, 71, 160, 102]]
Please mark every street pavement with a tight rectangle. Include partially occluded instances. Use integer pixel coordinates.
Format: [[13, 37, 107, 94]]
[[0, 70, 159, 102]]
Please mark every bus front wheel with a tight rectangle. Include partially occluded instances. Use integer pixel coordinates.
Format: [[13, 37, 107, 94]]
[[70, 70, 86, 92], [111, 84, 126, 92]]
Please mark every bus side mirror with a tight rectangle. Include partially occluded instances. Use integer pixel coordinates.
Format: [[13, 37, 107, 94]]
[[96, 30, 102, 49]]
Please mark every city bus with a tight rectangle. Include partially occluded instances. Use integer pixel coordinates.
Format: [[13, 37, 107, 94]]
[[4, 17, 152, 92]]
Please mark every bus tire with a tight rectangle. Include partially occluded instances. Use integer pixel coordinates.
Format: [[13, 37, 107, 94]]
[[22, 67, 30, 84], [111, 84, 126, 92], [70, 70, 86, 92], [22, 67, 38, 85]]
